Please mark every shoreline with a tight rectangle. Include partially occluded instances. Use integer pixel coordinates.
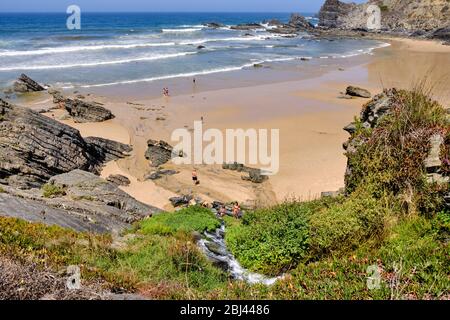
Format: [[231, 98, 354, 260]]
[[17, 37, 450, 209]]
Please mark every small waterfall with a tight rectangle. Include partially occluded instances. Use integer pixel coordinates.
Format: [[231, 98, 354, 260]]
[[197, 223, 284, 286]]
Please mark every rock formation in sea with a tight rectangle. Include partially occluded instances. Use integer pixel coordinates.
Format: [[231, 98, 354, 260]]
[[319, 0, 450, 33], [12, 74, 46, 93]]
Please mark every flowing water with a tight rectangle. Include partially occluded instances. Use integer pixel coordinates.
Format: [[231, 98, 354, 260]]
[[198, 223, 284, 286]]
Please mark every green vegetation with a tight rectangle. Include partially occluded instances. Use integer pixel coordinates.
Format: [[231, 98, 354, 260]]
[[0, 186, 5, 193], [42, 183, 66, 198], [139, 206, 221, 236], [379, 5, 389, 12], [0, 207, 226, 299]]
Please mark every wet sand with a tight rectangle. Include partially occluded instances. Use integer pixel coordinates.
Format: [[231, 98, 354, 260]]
[[32, 38, 450, 209]]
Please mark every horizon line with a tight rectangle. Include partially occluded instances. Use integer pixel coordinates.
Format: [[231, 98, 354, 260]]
[[0, 10, 318, 14]]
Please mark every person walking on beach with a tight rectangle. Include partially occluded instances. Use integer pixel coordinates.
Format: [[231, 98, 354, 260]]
[[192, 169, 199, 185]]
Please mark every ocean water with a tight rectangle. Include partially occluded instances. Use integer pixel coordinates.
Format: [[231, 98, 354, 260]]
[[0, 12, 387, 90]]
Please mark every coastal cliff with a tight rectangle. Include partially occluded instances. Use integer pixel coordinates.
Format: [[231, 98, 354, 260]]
[[319, 0, 450, 33]]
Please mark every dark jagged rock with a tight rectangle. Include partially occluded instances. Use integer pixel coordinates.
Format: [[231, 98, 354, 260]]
[[346, 86, 372, 98], [230, 23, 262, 30], [267, 13, 314, 35], [145, 139, 174, 167], [360, 89, 397, 127], [289, 13, 314, 30], [0, 99, 131, 188], [48, 90, 114, 123], [169, 195, 193, 207], [319, 0, 355, 29], [203, 22, 225, 29], [106, 174, 131, 186], [84, 136, 132, 163], [48, 88, 65, 104], [145, 169, 179, 180], [241, 168, 269, 184], [222, 162, 269, 183], [431, 27, 450, 41], [64, 98, 114, 123], [264, 19, 283, 26], [12, 74, 45, 93]]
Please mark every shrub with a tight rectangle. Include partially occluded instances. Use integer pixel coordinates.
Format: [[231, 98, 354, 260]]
[[42, 183, 66, 198], [139, 206, 221, 236], [226, 200, 322, 275], [346, 88, 448, 214]]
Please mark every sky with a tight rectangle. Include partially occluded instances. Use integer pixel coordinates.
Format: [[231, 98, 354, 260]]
[[0, 0, 367, 13]]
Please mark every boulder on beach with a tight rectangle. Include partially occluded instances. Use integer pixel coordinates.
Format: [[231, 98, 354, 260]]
[[12, 74, 45, 93], [64, 98, 114, 123], [169, 195, 193, 207], [222, 162, 269, 184], [48, 90, 114, 123], [107, 174, 131, 186], [145, 139, 174, 167], [346, 86, 371, 98]]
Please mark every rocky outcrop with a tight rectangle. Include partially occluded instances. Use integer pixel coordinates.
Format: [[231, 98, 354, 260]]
[[343, 89, 449, 196], [319, 0, 356, 29], [289, 13, 315, 30], [169, 195, 193, 207], [222, 162, 269, 184], [0, 99, 130, 188], [48, 89, 114, 123], [346, 86, 372, 98], [64, 98, 114, 123], [145, 169, 179, 180], [203, 22, 225, 29], [230, 23, 262, 30], [145, 139, 174, 167], [84, 136, 132, 163], [0, 170, 161, 233], [12, 74, 45, 93], [267, 13, 314, 34], [319, 0, 450, 33], [49, 170, 157, 218], [107, 174, 131, 186], [432, 26, 450, 41]]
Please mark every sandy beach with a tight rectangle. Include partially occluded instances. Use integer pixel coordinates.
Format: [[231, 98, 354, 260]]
[[26, 38, 450, 210]]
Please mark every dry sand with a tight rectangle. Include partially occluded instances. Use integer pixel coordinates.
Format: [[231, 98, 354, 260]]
[[34, 38, 450, 209]]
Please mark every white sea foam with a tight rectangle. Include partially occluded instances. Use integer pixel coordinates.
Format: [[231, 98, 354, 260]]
[[0, 52, 196, 71], [0, 34, 277, 57], [161, 28, 203, 33], [63, 62, 261, 88], [0, 42, 178, 57]]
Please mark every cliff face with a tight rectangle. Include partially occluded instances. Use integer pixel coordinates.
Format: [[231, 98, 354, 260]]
[[319, 0, 450, 32]]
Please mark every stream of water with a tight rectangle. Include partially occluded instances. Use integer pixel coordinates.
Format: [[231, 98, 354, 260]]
[[197, 223, 284, 286]]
